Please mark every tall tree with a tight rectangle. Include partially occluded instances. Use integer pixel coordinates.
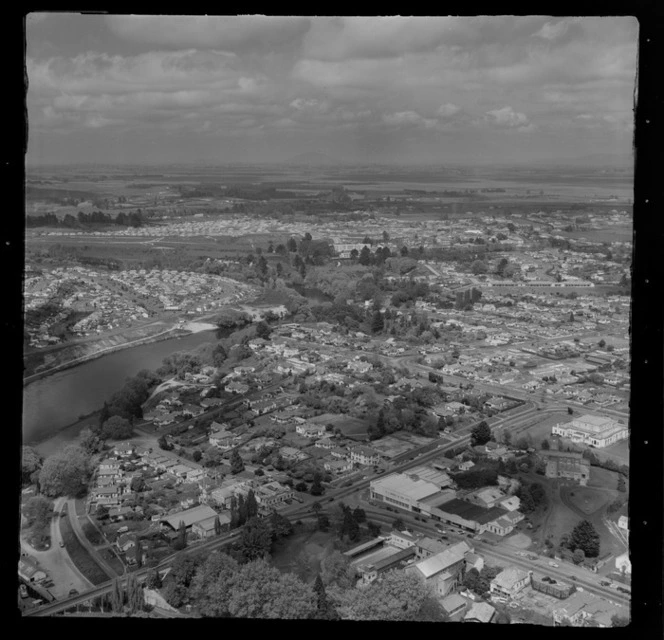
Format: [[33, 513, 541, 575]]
[[569, 520, 601, 558], [230, 450, 245, 475], [470, 421, 492, 446], [238, 516, 272, 562], [38, 445, 92, 498], [245, 489, 259, 519], [21, 446, 44, 486]]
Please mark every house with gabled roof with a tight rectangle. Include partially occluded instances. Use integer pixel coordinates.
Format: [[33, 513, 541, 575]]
[[406, 541, 471, 597], [464, 601, 496, 623]]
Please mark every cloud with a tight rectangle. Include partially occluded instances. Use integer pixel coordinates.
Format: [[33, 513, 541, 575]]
[[485, 106, 530, 129], [437, 103, 461, 118], [105, 15, 312, 53], [382, 110, 438, 129]]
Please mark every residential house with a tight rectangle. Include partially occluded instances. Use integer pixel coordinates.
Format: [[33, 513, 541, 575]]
[[406, 541, 472, 597], [181, 403, 204, 418], [296, 423, 328, 439], [441, 594, 469, 621], [113, 442, 135, 458], [209, 424, 240, 450], [464, 602, 496, 623], [490, 568, 530, 599], [416, 536, 448, 560], [255, 481, 294, 509], [388, 529, 420, 549], [459, 460, 475, 471], [314, 437, 335, 450], [483, 516, 515, 537], [18, 556, 47, 583], [464, 551, 484, 573], [350, 446, 381, 466], [115, 533, 136, 553], [323, 458, 353, 474]]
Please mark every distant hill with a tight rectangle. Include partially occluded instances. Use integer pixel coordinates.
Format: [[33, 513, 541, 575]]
[[528, 152, 634, 169], [285, 152, 347, 166]]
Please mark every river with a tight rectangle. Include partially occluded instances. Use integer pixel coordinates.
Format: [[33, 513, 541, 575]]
[[23, 329, 221, 455]]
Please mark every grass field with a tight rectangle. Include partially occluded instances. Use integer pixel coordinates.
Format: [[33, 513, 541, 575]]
[[510, 412, 569, 446], [59, 512, 111, 585], [564, 486, 609, 515]]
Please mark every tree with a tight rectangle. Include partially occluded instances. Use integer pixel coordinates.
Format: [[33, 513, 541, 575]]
[[392, 518, 406, 531], [312, 573, 339, 619], [371, 309, 384, 334], [541, 438, 550, 450], [367, 521, 381, 537], [502, 430, 512, 447], [352, 507, 366, 523], [598, 339, 606, 348], [567, 407, 574, 415], [21, 446, 43, 485], [617, 475, 626, 492], [212, 343, 227, 367], [227, 559, 316, 619], [470, 260, 488, 275], [158, 434, 173, 451], [269, 511, 293, 541], [400, 246, 409, 257], [95, 504, 109, 521], [245, 489, 259, 519], [238, 517, 273, 562], [320, 550, 355, 588], [470, 421, 492, 446], [569, 520, 600, 558], [110, 577, 124, 613], [23, 495, 53, 531], [359, 246, 373, 265], [130, 476, 146, 492], [38, 446, 92, 498], [572, 548, 585, 565], [101, 415, 133, 440], [334, 570, 436, 621], [192, 450, 202, 463], [173, 520, 187, 550], [569, 312, 575, 322], [310, 473, 324, 496], [255, 321, 272, 340], [79, 427, 104, 454], [202, 447, 223, 467], [287, 237, 298, 252], [145, 569, 162, 590], [189, 551, 239, 617], [230, 450, 245, 475], [214, 516, 222, 536], [496, 257, 509, 276]]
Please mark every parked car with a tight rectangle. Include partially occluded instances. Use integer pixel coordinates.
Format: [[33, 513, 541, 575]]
[[59, 541, 65, 548], [19, 584, 28, 599], [549, 561, 559, 567], [600, 580, 612, 587], [69, 589, 79, 597], [617, 587, 630, 594]]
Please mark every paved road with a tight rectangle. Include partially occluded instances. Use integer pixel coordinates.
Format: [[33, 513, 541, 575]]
[[20, 497, 93, 600]]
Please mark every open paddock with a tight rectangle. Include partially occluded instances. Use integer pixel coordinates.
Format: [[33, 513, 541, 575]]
[[562, 486, 610, 515]]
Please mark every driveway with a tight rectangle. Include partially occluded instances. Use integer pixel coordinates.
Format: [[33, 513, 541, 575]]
[[20, 497, 93, 600]]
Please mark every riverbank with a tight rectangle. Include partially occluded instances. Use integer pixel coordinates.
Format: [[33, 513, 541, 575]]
[[23, 326, 192, 387]]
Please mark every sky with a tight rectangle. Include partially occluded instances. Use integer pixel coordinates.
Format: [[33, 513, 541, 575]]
[[25, 14, 638, 166]]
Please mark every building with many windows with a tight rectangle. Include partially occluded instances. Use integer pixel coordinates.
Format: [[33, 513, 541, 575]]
[[551, 414, 628, 448]]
